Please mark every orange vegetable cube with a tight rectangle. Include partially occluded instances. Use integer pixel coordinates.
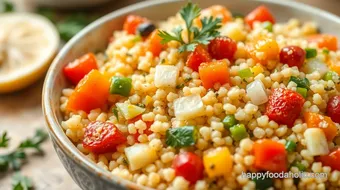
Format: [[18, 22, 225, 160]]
[[247, 38, 279, 64], [308, 34, 338, 51], [146, 30, 165, 57], [67, 70, 110, 113], [304, 112, 337, 141], [194, 5, 232, 27], [198, 60, 230, 89]]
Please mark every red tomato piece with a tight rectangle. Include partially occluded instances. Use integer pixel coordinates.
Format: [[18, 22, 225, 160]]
[[172, 152, 204, 184], [208, 36, 237, 60], [327, 95, 340, 123], [199, 60, 230, 89], [253, 139, 287, 173], [279, 46, 306, 68], [186, 45, 211, 72], [308, 34, 338, 51], [317, 148, 340, 171], [63, 53, 98, 85], [83, 121, 126, 154], [245, 5, 275, 29], [146, 30, 165, 57], [123, 15, 147, 35], [67, 70, 110, 113], [127, 115, 153, 141], [265, 88, 305, 127]]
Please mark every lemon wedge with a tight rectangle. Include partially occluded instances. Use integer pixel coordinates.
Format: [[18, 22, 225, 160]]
[[0, 13, 59, 93]]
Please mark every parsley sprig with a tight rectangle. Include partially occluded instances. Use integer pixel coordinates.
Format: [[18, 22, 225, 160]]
[[12, 172, 34, 190], [0, 129, 48, 172], [0, 131, 10, 148], [158, 2, 222, 52]]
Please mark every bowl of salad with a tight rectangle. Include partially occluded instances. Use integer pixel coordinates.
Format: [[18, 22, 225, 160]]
[[43, 0, 340, 189]]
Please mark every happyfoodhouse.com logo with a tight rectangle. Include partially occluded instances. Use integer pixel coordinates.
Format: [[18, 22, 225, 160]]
[[241, 171, 328, 180]]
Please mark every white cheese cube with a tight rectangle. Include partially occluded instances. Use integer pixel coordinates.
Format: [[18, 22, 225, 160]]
[[246, 80, 268, 105], [304, 128, 329, 156], [174, 95, 205, 120], [124, 143, 158, 171], [154, 65, 179, 88]]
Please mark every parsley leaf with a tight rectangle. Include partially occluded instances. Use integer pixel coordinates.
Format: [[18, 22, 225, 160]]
[[165, 126, 198, 148], [19, 129, 48, 153], [184, 77, 193, 83], [12, 172, 33, 190], [289, 76, 310, 90], [112, 108, 119, 122], [0, 131, 10, 148], [158, 2, 222, 52]]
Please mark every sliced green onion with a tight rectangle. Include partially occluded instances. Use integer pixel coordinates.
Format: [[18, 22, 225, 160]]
[[285, 140, 297, 152], [291, 161, 306, 171], [238, 68, 253, 79], [296, 87, 307, 98], [262, 21, 273, 32], [305, 48, 317, 59], [322, 49, 330, 54], [110, 76, 132, 97], [323, 71, 337, 81], [252, 175, 274, 190], [289, 76, 310, 90], [229, 124, 248, 141], [222, 115, 238, 129]]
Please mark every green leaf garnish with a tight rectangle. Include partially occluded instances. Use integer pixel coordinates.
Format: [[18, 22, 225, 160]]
[[0, 131, 10, 148], [289, 76, 310, 90], [158, 2, 222, 52], [165, 126, 198, 148], [12, 172, 33, 190], [112, 108, 119, 122]]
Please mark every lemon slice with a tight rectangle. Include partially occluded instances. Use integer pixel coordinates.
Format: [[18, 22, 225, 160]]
[[0, 13, 59, 93]]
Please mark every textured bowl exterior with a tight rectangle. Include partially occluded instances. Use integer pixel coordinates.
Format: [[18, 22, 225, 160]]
[[42, 0, 340, 189]]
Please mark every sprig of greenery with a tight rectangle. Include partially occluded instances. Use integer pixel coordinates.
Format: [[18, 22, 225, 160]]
[[158, 2, 222, 52], [0, 131, 10, 148], [0, 1, 14, 13], [0, 129, 48, 172], [12, 172, 34, 190]]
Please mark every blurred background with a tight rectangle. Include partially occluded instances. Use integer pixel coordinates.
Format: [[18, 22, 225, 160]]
[[0, 0, 339, 189]]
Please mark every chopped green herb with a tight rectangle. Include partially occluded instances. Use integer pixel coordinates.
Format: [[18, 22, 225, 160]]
[[37, 7, 56, 22], [122, 157, 129, 166], [1, 1, 14, 13], [322, 49, 330, 54], [285, 140, 297, 152], [289, 76, 310, 90], [110, 76, 132, 97], [229, 124, 248, 141], [136, 103, 146, 108], [296, 87, 308, 98], [184, 77, 193, 83], [222, 115, 238, 129], [12, 172, 33, 190], [112, 108, 119, 122], [18, 129, 48, 153], [262, 21, 273, 32], [291, 161, 306, 171], [242, 78, 247, 83], [305, 48, 317, 59], [252, 174, 274, 190], [325, 86, 334, 91], [323, 71, 337, 81], [238, 68, 253, 79], [165, 126, 198, 148], [0, 132, 10, 148], [176, 84, 185, 89], [158, 2, 222, 52]]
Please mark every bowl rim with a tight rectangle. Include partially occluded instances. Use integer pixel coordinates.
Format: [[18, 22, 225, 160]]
[[43, 0, 340, 189]]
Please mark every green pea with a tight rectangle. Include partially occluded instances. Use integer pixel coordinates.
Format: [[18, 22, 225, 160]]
[[110, 76, 132, 97]]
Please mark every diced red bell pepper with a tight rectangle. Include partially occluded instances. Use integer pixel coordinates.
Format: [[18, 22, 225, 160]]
[[83, 121, 126, 154], [245, 5, 275, 29], [253, 139, 287, 172], [123, 15, 147, 35], [317, 148, 340, 171], [127, 115, 153, 141], [67, 70, 110, 113], [63, 53, 98, 85], [327, 95, 340, 123], [187, 45, 211, 72], [172, 152, 204, 184], [199, 60, 230, 89], [265, 88, 305, 127]]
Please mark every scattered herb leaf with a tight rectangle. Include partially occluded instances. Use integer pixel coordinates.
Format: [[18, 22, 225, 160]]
[[112, 108, 119, 122], [322, 49, 330, 54], [289, 76, 310, 90], [176, 84, 185, 89], [165, 126, 198, 148], [1, 1, 14, 13], [12, 172, 33, 190], [122, 157, 129, 166], [184, 77, 193, 83], [0, 131, 10, 148]]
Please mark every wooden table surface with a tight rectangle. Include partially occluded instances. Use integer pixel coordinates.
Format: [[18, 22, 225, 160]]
[[0, 0, 338, 189]]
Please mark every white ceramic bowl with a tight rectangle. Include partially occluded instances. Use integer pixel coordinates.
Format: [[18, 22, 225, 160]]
[[43, 0, 340, 190]]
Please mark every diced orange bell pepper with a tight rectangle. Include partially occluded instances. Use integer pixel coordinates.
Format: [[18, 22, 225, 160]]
[[199, 60, 230, 89], [245, 5, 275, 29], [304, 112, 337, 141], [247, 38, 279, 64], [67, 70, 110, 113], [253, 139, 287, 173], [146, 30, 165, 57], [308, 34, 338, 51], [317, 148, 340, 171], [327, 60, 340, 75]]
